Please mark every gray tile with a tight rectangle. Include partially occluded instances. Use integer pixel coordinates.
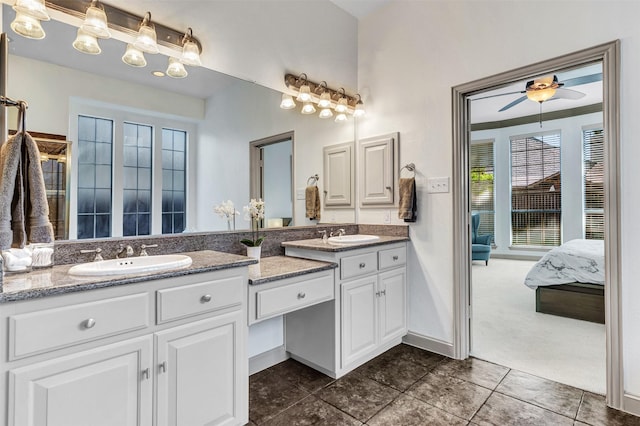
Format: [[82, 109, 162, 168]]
[[268, 359, 335, 393], [385, 343, 446, 370], [354, 350, 431, 391], [263, 395, 362, 426], [368, 394, 469, 426], [472, 392, 574, 426], [316, 373, 400, 422], [575, 422, 590, 425], [407, 372, 492, 420], [249, 369, 310, 424], [432, 357, 509, 390], [577, 392, 640, 426], [496, 369, 583, 418]]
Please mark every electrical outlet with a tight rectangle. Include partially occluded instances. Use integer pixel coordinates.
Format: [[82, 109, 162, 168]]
[[383, 210, 391, 224], [427, 177, 450, 193]]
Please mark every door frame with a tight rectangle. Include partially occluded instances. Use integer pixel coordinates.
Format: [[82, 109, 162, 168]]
[[451, 41, 622, 408]]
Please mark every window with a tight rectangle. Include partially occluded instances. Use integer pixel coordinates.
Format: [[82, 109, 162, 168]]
[[470, 140, 495, 241], [123, 123, 152, 236], [510, 133, 561, 246], [77, 115, 113, 239], [162, 128, 187, 234], [583, 128, 604, 240]]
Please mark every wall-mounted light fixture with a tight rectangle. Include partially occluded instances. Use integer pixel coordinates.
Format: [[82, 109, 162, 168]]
[[9, 0, 203, 79], [281, 73, 366, 122]]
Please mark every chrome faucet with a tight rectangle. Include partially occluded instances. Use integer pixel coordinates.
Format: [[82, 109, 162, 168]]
[[116, 244, 134, 258], [139, 244, 158, 256], [330, 228, 346, 237]]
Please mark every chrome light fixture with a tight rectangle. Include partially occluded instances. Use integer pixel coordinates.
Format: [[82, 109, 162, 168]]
[[334, 93, 348, 114], [180, 28, 202, 67], [301, 102, 316, 115], [133, 12, 159, 54], [73, 28, 101, 54], [317, 82, 332, 108], [166, 57, 188, 78], [10, 12, 46, 39], [280, 94, 296, 110], [296, 74, 312, 102], [13, 0, 49, 21], [80, 0, 111, 39], [319, 108, 333, 119], [122, 43, 147, 67]]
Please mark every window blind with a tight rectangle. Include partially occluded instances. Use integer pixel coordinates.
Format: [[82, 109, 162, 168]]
[[510, 133, 561, 246], [470, 141, 495, 240], [583, 128, 604, 240]]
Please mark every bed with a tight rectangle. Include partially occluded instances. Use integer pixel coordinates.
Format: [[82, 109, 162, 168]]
[[524, 239, 604, 323]]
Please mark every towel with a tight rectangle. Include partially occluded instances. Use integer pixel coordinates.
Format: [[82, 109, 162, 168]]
[[0, 131, 54, 250], [398, 177, 417, 222], [305, 185, 321, 221]]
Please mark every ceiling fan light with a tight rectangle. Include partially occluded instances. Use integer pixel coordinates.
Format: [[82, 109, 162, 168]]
[[73, 28, 101, 54], [122, 43, 147, 67], [335, 97, 348, 113], [527, 87, 556, 103], [81, 1, 111, 39], [10, 12, 45, 39], [166, 57, 188, 78], [280, 93, 296, 110], [296, 84, 312, 102], [301, 102, 316, 115], [13, 0, 49, 21], [319, 108, 333, 119]]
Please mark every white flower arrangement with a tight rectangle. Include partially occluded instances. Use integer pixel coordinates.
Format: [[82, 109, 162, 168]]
[[241, 198, 265, 247], [214, 200, 239, 230]]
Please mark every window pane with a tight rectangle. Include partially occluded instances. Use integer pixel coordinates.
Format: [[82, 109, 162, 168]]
[[583, 128, 604, 240], [95, 214, 111, 238], [162, 128, 187, 234], [122, 122, 153, 236], [123, 189, 137, 213], [77, 215, 94, 239], [123, 213, 137, 236], [470, 140, 494, 241], [78, 140, 95, 164]]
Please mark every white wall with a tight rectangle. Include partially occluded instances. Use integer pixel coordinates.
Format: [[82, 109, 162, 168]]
[[263, 140, 293, 223], [357, 0, 640, 407], [471, 112, 603, 258]]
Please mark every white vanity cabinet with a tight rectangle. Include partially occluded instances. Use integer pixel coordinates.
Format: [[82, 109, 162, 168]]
[[1, 267, 248, 426], [284, 242, 407, 378]]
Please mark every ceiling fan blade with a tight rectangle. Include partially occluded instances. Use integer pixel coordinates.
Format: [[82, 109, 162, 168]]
[[554, 88, 586, 100], [499, 95, 527, 112], [561, 73, 603, 88], [472, 90, 523, 101]]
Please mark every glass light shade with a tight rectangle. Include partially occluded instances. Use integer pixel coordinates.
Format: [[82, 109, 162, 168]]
[[73, 28, 101, 54], [134, 23, 159, 54], [318, 91, 332, 108], [296, 84, 312, 102], [301, 102, 316, 115], [122, 44, 147, 67], [319, 108, 333, 119], [81, 4, 110, 39], [353, 101, 366, 117], [335, 97, 348, 113], [280, 94, 296, 110], [181, 39, 202, 67], [11, 12, 45, 39], [335, 113, 348, 123], [527, 87, 556, 103], [166, 57, 188, 78], [13, 0, 49, 21]]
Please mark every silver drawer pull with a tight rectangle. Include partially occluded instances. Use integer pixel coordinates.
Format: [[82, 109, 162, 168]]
[[376, 291, 381, 297], [392, 255, 399, 261], [201, 294, 212, 303], [380, 289, 387, 296], [83, 318, 96, 329], [359, 263, 366, 269], [159, 361, 167, 374], [297, 292, 306, 299], [141, 368, 150, 380]]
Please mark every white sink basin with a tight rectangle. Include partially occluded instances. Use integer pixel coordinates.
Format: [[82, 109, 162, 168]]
[[68, 254, 192, 277], [327, 234, 380, 245]]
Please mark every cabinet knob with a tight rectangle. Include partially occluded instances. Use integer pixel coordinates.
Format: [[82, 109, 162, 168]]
[[381, 289, 387, 296], [83, 318, 96, 329], [359, 263, 366, 269], [386, 186, 392, 191], [201, 294, 212, 303], [297, 292, 306, 299], [141, 368, 150, 380], [392, 255, 399, 261], [159, 361, 167, 374], [376, 291, 381, 297]]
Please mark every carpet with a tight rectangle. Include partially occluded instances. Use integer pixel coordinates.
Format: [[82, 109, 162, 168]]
[[471, 258, 606, 395]]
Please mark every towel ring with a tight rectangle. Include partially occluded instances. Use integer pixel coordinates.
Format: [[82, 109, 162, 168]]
[[400, 163, 416, 177], [307, 174, 319, 186]]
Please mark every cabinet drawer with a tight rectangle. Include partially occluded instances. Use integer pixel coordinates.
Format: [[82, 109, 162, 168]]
[[157, 275, 243, 324], [341, 252, 377, 280], [10, 293, 149, 360], [256, 273, 333, 321], [378, 246, 406, 270]]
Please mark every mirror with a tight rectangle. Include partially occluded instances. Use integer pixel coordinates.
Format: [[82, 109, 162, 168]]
[[2, 7, 356, 240]]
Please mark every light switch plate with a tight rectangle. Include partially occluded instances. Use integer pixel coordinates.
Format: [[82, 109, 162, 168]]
[[427, 177, 450, 193], [296, 189, 305, 200]]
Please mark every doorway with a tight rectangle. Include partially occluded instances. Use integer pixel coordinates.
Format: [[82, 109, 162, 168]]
[[249, 131, 294, 228], [452, 41, 622, 408]]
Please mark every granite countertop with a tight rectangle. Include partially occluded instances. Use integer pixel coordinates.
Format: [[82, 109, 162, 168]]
[[281, 235, 409, 252], [248, 256, 337, 285], [0, 250, 257, 303]]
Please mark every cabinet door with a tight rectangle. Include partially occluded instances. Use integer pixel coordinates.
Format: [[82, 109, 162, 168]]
[[341, 276, 378, 368], [323, 142, 354, 207], [359, 134, 396, 206], [379, 268, 407, 345], [9, 336, 153, 426], [156, 311, 247, 426]]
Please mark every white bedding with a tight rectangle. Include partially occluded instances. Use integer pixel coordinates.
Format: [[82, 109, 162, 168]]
[[524, 239, 604, 289]]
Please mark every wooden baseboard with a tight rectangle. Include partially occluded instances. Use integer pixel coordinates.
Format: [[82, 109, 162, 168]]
[[402, 331, 455, 358], [249, 345, 288, 375]]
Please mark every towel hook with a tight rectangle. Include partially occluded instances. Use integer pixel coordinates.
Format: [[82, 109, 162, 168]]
[[307, 174, 319, 186], [400, 163, 416, 177]]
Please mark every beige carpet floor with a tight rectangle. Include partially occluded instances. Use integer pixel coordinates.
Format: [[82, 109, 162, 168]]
[[471, 257, 606, 395]]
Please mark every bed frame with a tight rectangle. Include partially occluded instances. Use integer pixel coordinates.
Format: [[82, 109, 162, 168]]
[[536, 283, 605, 324]]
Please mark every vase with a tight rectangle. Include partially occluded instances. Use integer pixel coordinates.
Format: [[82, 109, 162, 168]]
[[246, 246, 262, 262]]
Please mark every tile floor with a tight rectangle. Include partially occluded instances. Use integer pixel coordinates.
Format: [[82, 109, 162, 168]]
[[248, 344, 640, 425]]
